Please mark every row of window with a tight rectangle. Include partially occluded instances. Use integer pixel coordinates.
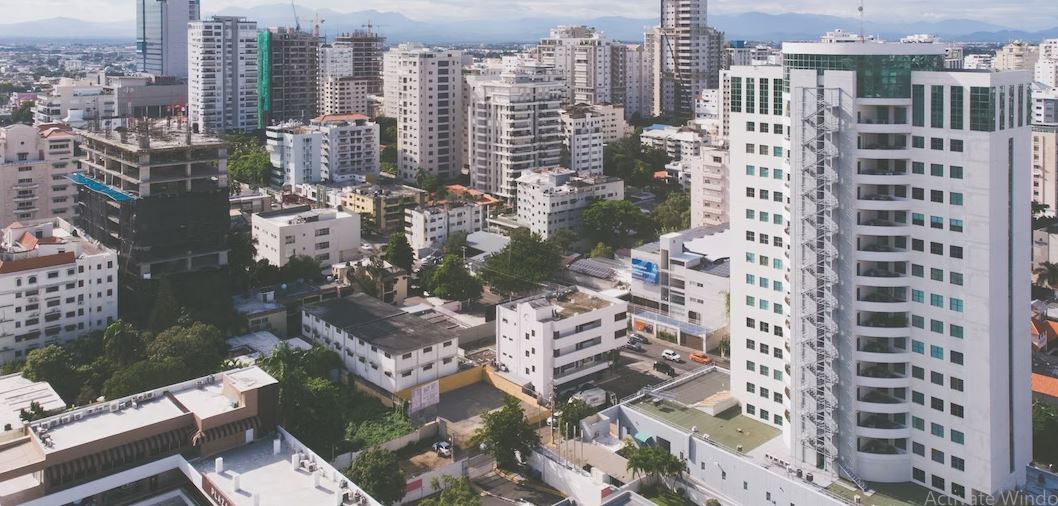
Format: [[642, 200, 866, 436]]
[[745, 232, 784, 249], [910, 290, 965, 313], [745, 253, 784, 271], [744, 166, 784, 179], [744, 143, 784, 158], [911, 136, 963, 152], [744, 296, 784, 315], [744, 274, 783, 292], [743, 403, 783, 426], [910, 315, 965, 339], [912, 466, 966, 499], [744, 209, 785, 225], [910, 213, 964, 233], [912, 162, 963, 179], [745, 319, 784, 338]]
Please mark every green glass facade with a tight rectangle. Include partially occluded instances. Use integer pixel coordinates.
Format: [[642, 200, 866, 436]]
[[731, 77, 742, 113], [950, 86, 964, 130], [969, 86, 995, 132], [930, 85, 944, 128], [783, 53, 944, 98], [912, 85, 925, 127]]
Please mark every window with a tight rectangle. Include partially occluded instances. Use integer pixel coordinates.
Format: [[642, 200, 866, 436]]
[[912, 366, 925, 379], [931, 85, 944, 128], [912, 136, 925, 148], [950, 139, 964, 152], [930, 345, 944, 359], [913, 467, 926, 482], [950, 219, 964, 233], [931, 423, 945, 437], [930, 294, 944, 307], [951, 86, 964, 129], [912, 290, 924, 303], [950, 298, 964, 313], [931, 216, 944, 229], [950, 324, 964, 339], [913, 442, 925, 456], [951, 350, 964, 365], [912, 213, 925, 226], [931, 164, 944, 177], [912, 340, 925, 354], [931, 396, 944, 411], [950, 246, 963, 259], [970, 86, 995, 132], [951, 403, 964, 418], [931, 371, 944, 385], [912, 416, 925, 430], [773, 146, 783, 157], [913, 85, 925, 126], [912, 162, 924, 174], [931, 190, 944, 203], [932, 449, 945, 464], [746, 165, 755, 176], [950, 192, 963, 206], [952, 456, 965, 471], [930, 137, 944, 150], [951, 430, 965, 445], [951, 377, 964, 392]]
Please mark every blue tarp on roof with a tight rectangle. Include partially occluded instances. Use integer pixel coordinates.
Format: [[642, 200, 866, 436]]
[[67, 173, 136, 202]]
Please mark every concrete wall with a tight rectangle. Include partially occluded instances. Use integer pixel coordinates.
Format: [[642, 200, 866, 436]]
[[529, 449, 615, 506], [400, 458, 467, 504], [332, 420, 442, 469], [395, 366, 485, 400]]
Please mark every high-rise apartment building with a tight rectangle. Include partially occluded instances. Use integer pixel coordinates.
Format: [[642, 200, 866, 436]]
[[468, 63, 565, 199], [994, 41, 1039, 71], [266, 114, 380, 186], [728, 41, 1031, 502], [136, 0, 200, 78], [319, 76, 369, 116], [387, 46, 464, 181], [688, 146, 728, 227], [0, 123, 78, 225], [73, 121, 230, 323], [656, 0, 724, 117], [1033, 125, 1058, 214], [258, 28, 320, 128], [536, 25, 617, 105], [623, 43, 654, 119], [188, 16, 259, 134], [560, 103, 631, 175], [320, 29, 386, 94]]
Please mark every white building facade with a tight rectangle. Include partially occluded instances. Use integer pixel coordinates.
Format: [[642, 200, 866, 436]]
[[266, 114, 379, 186], [468, 64, 565, 199], [405, 202, 488, 257], [536, 25, 617, 105], [515, 168, 624, 239], [689, 146, 729, 227], [188, 16, 259, 133], [0, 219, 118, 364], [251, 205, 360, 268], [388, 46, 464, 181], [495, 287, 628, 401], [728, 40, 1032, 501], [561, 103, 632, 176], [0, 124, 78, 226]]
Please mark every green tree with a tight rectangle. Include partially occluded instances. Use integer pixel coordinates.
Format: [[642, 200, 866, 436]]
[[590, 242, 614, 259], [1036, 262, 1058, 289], [442, 230, 469, 256], [19, 401, 48, 422], [480, 229, 561, 294], [602, 136, 670, 188], [418, 476, 480, 506], [229, 229, 258, 291], [258, 344, 344, 452], [281, 255, 323, 282], [351, 257, 387, 298], [344, 447, 406, 505], [146, 322, 227, 377], [9, 100, 34, 125], [652, 192, 691, 232], [22, 345, 80, 401], [376, 116, 398, 144], [103, 320, 146, 367], [380, 144, 398, 175], [227, 148, 271, 186], [1034, 401, 1058, 464], [101, 358, 183, 399], [555, 398, 596, 439], [429, 255, 482, 301], [384, 233, 415, 272], [546, 228, 578, 255], [148, 278, 182, 332], [415, 170, 441, 193], [622, 439, 688, 485], [582, 200, 655, 249], [471, 396, 540, 470]]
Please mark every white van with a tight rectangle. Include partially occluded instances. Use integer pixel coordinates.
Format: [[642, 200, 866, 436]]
[[571, 388, 608, 408]]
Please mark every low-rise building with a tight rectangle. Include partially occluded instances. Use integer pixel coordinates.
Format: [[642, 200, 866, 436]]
[[0, 123, 79, 226], [495, 286, 628, 402], [640, 124, 703, 161], [342, 183, 428, 234], [0, 218, 118, 364], [515, 167, 624, 239], [406, 201, 488, 258], [233, 289, 289, 337], [332, 258, 410, 305], [302, 294, 461, 393], [629, 225, 731, 352], [251, 205, 360, 268]]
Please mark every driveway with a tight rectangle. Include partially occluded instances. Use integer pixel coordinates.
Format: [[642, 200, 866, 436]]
[[475, 471, 566, 506]]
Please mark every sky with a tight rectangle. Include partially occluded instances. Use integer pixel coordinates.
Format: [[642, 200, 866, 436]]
[[6, 0, 1058, 31]]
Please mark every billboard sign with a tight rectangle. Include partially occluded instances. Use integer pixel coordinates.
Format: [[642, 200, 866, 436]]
[[410, 380, 440, 413]]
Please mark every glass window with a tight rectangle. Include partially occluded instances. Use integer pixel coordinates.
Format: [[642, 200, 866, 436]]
[[746, 78, 756, 114], [759, 78, 769, 113], [773, 78, 783, 115], [930, 320, 944, 333], [913, 213, 925, 226], [952, 430, 965, 445], [731, 77, 742, 113], [950, 298, 964, 312], [931, 85, 944, 128], [912, 290, 924, 303], [931, 137, 944, 150], [912, 162, 924, 174], [773, 146, 783, 157], [773, 169, 783, 179], [913, 416, 924, 430], [970, 86, 995, 132], [913, 136, 925, 148], [913, 84, 925, 126], [912, 340, 925, 354], [950, 219, 964, 232], [760, 167, 769, 177], [950, 166, 963, 179], [931, 423, 945, 437], [746, 165, 755, 175], [951, 350, 964, 365], [950, 272, 963, 286], [950, 192, 963, 206], [931, 164, 944, 176], [930, 294, 944, 307], [950, 324, 964, 339], [930, 345, 944, 359], [950, 86, 964, 129], [950, 139, 964, 152]]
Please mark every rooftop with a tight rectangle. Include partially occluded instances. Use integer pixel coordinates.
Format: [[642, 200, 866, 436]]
[[27, 367, 276, 453], [629, 369, 780, 452], [193, 431, 380, 506], [503, 287, 618, 320], [304, 294, 460, 353], [825, 480, 935, 506], [1033, 373, 1058, 399], [254, 205, 351, 225], [79, 119, 225, 151], [0, 375, 65, 434]]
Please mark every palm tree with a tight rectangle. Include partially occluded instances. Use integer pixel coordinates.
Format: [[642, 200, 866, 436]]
[[1036, 262, 1058, 289]]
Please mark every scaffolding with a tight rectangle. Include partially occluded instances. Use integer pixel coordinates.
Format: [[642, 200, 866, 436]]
[[795, 85, 843, 477]]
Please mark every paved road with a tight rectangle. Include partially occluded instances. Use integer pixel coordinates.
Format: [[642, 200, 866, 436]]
[[625, 335, 729, 373]]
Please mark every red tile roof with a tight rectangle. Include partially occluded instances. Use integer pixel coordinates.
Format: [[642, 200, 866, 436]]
[[17, 232, 38, 250], [313, 113, 369, 123], [1033, 373, 1058, 399], [0, 252, 75, 274]]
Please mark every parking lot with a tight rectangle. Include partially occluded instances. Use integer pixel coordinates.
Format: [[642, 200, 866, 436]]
[[475, 471, 566, 506]]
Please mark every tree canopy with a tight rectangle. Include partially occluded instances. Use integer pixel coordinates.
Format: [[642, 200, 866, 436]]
[[384, 233, 415, 272], [429, 255, 482, 301], [418, 476, 480, 506], [652, 191, 691, 232], [622, 439, 688, 483], [471, 396, 540, 470], [22, 345, 79, 402], [603, 136, 671, 188], [224, 133, 271, 187], [1034, 401, 1058, 465], [582, 200, 655, 250], [258, 344, 346, 452], [480, 229, 561, 294], [344, 447, 406, 505]]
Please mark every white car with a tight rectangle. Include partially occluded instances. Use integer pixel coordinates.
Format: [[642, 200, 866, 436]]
[[432, 441, 452, 457], [662, 349, 682, 362]]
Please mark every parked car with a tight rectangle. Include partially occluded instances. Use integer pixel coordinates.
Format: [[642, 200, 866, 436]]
[[662, 349, 682, 362], [622, 342, 645, 352], [689, 352, 713, 364], [629, 334, 648, 344], [432, 441, 452, 457], [653, 361, 677, 377]]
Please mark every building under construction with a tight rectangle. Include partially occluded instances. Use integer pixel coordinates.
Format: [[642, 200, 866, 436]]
[[320, 28, 386, 94], [258, 27, 321, 128], [72, 118, 231, 324]]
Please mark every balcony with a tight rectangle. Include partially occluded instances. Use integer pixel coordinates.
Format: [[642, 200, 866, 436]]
[[856, 362, 909, 388], [856, 289, 909, 312], [857, 242, 908, 262], [857, 217, 911, 237], [856, 388, 909, 413], [856, 413, 908, 439]]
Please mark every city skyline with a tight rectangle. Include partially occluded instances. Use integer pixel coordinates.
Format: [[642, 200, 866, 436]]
[[7, 0, 1058, 31]]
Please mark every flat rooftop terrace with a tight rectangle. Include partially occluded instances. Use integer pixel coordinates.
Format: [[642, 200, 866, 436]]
[[825, 480, 936, 506], [192, 437, 373, 506], [629, 370, 780, 452]]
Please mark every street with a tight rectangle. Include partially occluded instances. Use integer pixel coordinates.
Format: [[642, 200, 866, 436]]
[[625, 335, 729, 373]]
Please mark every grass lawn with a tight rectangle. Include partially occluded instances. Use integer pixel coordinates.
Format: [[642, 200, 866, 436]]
[[641, 485, 697, 506]]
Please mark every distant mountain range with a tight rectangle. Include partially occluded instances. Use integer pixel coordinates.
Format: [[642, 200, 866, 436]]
[[1, 7, 1056, 44]]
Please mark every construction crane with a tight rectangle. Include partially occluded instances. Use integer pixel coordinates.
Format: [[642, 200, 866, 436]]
[[313, 12, 325, 38], [290, 0, 300, 32]]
